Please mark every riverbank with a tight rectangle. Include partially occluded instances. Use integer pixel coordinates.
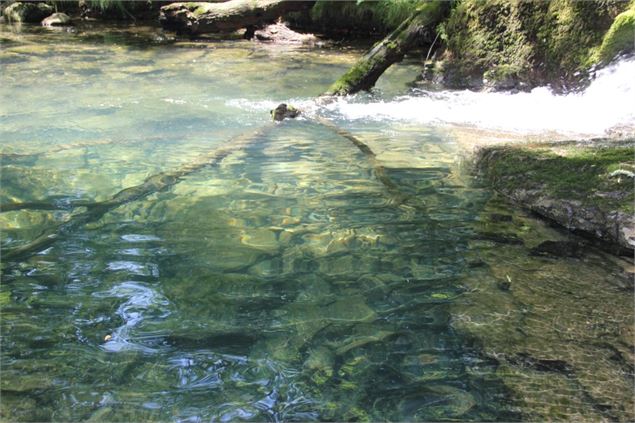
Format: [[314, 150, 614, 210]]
[[473, 139, 634, 255]]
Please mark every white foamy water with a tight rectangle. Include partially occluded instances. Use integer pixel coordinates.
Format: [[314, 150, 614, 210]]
[[326, 57, 635, 136]]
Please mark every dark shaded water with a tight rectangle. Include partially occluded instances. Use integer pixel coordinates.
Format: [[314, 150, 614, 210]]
[[1, 23, 633, 422]]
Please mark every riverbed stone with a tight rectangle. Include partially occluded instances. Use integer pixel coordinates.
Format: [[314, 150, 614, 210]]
[[42, 13, 72, 27], [453, 198, 635, 421], [3, 2, 53, 23]]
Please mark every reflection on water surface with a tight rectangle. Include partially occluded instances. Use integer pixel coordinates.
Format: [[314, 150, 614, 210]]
[[1, 23, 633, 422]]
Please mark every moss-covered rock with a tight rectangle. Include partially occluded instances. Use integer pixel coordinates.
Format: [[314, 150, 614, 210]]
[[474, 140, 635, 253], [3, 2, 53, 23], [438, 0, 630, 90], [589, 1, 635, 65]]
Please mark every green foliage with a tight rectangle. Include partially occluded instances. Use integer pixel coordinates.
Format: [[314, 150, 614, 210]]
[[310, 0, 423, 34], [87, 0, 125, 12], [85, 0, 158, 15]]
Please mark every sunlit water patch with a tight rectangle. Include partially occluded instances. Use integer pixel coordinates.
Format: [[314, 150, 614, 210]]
[[1, 23, 633, 422]]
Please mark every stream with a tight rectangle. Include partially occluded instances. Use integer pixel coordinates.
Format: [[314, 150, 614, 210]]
[[1, 23, 633, 422]]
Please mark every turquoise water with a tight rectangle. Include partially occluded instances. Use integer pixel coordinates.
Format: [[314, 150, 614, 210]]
[[1, 23, 633, 422]]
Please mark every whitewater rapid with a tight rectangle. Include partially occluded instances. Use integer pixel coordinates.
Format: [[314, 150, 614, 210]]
[[326, 56, 635, 136], [230, 56, 635, 137]]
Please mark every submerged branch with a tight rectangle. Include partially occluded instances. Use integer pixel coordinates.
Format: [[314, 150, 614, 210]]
[[0, 200, 94, 213], [2, 126, 274, 261], [311, 116, 408, 204]]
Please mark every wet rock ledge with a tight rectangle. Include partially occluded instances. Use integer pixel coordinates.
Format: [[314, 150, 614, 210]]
[[474, 139, 635, 255]]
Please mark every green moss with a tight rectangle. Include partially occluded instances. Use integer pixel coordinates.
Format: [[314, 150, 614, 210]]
[[441, 0, 629, 87], [590, 1, 635, 64], [187, 3, 209, 17], [441, 0, 535, 86], [479, 145, 635, 213], [325, 55, 374, 95]]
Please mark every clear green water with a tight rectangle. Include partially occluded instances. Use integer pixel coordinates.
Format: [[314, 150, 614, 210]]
[[1, 24, 633, 422]]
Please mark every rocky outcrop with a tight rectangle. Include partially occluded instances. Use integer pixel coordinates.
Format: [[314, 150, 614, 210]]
[[433, 0, 632, 90], [591, 2, 635, 65], [474, 141, 635, 254], [3, 2, 53, 23], [42, 13, 72, 27]]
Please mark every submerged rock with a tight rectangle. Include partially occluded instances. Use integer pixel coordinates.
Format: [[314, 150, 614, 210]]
[[303, 346, 335, 385], [530, 240, 584, 258], [3, 2, 53, 23], [41, 12, 72, 27]]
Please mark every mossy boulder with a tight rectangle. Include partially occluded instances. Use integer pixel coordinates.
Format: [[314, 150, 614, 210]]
[[3, 2, 53, 23], [474, 140, 635, 253], [438, 0, 629, 90], [589, 1, 635, 65]]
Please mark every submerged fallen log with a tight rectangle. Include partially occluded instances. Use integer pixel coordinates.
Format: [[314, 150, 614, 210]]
[[312, 116, 407, 204], [4, 3, 445, 263], [159, 0, 315, 35], [272, 104, 410, 205], [2, 126, 275, 261], [3, 106, 417, 262], [0, 200, 95, 213], [324, 1, 447, 96]]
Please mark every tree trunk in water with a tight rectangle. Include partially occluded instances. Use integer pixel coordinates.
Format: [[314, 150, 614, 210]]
[[2, 126, 275, 262], [159, 0, 315, 35], [324, 1, 448, 96]]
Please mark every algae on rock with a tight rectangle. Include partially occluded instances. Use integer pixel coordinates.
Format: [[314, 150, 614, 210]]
[[474, 140, 635, 252], [437, 0, 631, 89], [590, 1, 635, 65]]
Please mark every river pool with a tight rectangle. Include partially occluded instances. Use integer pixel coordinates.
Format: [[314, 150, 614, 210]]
[[1, 23, 633, 422]]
